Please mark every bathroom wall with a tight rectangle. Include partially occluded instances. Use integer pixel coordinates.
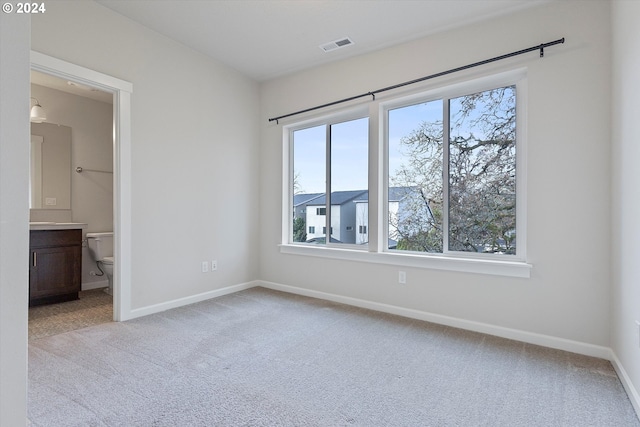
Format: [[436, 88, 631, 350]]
[[30, 83, 114, 289]]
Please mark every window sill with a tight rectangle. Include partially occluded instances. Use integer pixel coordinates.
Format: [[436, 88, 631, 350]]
[[279, 244, 532, 278]]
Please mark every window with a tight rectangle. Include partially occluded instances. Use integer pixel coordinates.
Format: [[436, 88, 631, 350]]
[[283, 71, 528, 277], [449, 87, 516, 254], [291, 115, 369, 246], [387, 85, 518, 256], [388, 101, 443, 252]]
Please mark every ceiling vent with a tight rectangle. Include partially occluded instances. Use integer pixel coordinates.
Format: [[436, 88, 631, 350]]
[[320, 37, 354, 53]]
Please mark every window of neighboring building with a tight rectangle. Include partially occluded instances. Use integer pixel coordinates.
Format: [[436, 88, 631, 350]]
[[316, 207, 326, 215]]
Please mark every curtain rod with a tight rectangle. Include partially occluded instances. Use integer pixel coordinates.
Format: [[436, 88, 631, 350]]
[[268, 37, 565, 124]]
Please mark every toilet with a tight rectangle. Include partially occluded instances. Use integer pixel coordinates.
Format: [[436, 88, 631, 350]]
[[86, 232, 114, 295]]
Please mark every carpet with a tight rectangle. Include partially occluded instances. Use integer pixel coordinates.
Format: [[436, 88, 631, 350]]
[[28, 287, 640, 426]]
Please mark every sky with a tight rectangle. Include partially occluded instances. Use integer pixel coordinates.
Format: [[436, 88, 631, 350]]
[[292, 86, 514, 195], [293, 102, 440, 195]]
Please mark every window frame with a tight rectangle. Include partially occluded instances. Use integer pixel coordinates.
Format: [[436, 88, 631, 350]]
[[284, 107, 370, 251], [281, 69, 531, 278], [382, 73, 526, 262]]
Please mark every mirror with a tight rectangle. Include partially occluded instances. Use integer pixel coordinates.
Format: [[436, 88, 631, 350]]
[[30, 123, 71, 210]]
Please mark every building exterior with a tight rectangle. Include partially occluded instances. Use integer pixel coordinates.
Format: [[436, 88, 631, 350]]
[[305, 190, 367, 243], [293, 193, 323, 221], [300, 187, 422, 246]]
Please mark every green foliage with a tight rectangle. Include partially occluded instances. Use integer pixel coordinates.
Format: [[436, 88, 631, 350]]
[[292, 217, 307, 242], [396, 228, 443, 252]]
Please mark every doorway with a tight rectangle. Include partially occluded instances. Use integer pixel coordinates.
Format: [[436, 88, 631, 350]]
[[30, 52, 133, 322]]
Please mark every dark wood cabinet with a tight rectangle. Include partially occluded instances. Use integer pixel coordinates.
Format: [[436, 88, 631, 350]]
[[29, 229, 82, 306]]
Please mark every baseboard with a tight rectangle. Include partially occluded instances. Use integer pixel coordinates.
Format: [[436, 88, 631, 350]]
[[258, 280, 611, 360], [127, 280, 259, 320], [82, 279, 109, 291], [124, 278, 611, 359], [610, 350, 640, 418]]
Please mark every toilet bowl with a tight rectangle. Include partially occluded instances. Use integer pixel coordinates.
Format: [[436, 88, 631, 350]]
[[86, 232, 114, 295], [99, 257, 114, 296]]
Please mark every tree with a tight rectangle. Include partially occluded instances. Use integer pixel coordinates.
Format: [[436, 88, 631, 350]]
[[293, 172, 304, 195], [293, 216, 307, 242], [390, 120, 444, 252], [391, 86, 516, 254]]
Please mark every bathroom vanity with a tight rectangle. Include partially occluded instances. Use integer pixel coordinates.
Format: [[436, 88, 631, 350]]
[[29, 223, 86, 306]]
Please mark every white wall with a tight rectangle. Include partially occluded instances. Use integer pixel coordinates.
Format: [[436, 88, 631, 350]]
[[611, 0, 640, 411], [31, 0, 261, 308], [260, 1, 612, 347], [0, 11, 30, 427], [30, 83, 114, 288]]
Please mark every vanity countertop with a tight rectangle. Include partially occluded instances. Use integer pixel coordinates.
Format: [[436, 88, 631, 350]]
[[29, 222, 88, 231]]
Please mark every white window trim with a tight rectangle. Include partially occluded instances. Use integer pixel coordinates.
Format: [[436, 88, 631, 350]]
[[279, 244, 531, 278], [281, 69, 531, 278], [381, 69, 527, 262], [284, 107, 369, 247]]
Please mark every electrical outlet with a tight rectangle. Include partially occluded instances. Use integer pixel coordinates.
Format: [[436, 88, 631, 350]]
[[398, 271, 406, 284], [201, 261, 209, 273], [211, 260, 217, 271]]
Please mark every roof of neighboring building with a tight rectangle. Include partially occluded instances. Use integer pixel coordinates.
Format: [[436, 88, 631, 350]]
[[293, 192, 324, 207], [353, 187, 417, 203], [305, 236, 343, 244], [389, 186, 417, 202], [299, 187, 417, 206], [307, 190, 368, 206]]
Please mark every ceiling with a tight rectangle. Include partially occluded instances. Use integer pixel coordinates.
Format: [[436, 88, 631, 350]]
[[31, 70, 114, 103], [94, 0, 552, 82]]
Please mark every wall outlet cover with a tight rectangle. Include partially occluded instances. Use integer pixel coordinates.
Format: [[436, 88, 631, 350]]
[[399, 271, 407, 284]]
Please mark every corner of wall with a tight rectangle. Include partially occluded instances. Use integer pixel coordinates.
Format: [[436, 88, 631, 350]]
[[0, 11, 30, 427]]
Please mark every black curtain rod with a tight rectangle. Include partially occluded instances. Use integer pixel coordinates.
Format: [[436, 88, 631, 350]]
[[268, 37, 565, 123]]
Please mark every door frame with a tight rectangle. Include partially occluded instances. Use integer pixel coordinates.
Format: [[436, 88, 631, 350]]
[[30, 51, 133, 321]]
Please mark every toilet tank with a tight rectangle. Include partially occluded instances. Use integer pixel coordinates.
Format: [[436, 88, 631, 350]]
[[86, 232, 114, 261]]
